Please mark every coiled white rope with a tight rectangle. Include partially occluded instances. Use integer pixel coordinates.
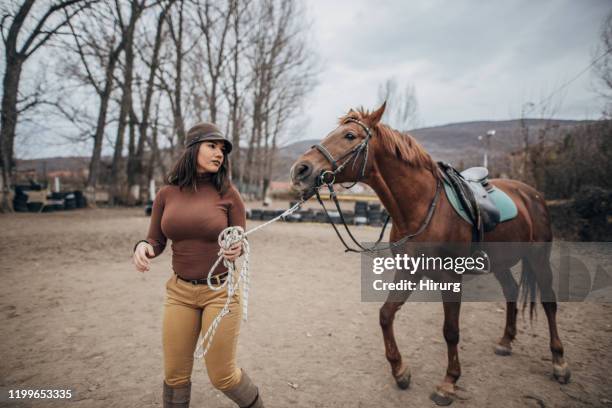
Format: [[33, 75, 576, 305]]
[[194, 200, 304, 358]]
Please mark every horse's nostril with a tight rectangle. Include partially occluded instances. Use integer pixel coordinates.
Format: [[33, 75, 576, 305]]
[[294, 162, 312, 181]]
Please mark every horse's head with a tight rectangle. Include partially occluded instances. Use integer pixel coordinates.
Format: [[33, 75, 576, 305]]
[[290, 102, 387, 199]]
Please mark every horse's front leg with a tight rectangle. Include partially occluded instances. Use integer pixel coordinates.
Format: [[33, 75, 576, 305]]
[[379, 272, 418, 389], [431, 294, 462, 406]]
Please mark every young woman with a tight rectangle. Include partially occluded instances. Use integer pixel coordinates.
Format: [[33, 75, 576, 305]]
[[133, 122, 263, 408]]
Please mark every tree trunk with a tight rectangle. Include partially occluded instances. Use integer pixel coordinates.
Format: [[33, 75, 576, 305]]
[[150, 100, 167, 180], [110, 3, 139, 205], [133, 1, 171, 204], [0, 57, 24, 212], [242, 97, 261, 192], [124, 57, 137, 204], [227, 0, 244, 182], [109, 81, 130, 206], [86, 53, 119, 202], [173, 0, 186, 148], [263, 109, 281, 200], [126, 107, 138, 204]]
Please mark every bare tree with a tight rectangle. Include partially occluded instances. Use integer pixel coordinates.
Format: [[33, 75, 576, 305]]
[[0, 0, 91, 211], [146, 93, 166, 184], [222, 0, 251, 181], [190, 0, 233, 123], [377, 77, 418, 130], [62, 0, 145, 202], [109, 0, 147, 205], [129, 0, 176, 204], [516, 86, 565, 186], [156, 0, 188, 155], [593, 11, 612, 118], [241, 0, 316, 197], [114, 0, 179, 205]]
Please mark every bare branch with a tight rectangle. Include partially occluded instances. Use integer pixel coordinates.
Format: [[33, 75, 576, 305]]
[[64, 11, 102, 94], [19, 0, 93, 56]]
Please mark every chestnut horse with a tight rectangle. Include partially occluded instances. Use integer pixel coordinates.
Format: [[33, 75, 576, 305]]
[[289, 103, 570, 405]]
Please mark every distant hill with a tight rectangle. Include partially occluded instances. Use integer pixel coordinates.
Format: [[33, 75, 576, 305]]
[[277, 139, 317, 157], [17, 118, 593, 182], [409, 119, 591, 163]]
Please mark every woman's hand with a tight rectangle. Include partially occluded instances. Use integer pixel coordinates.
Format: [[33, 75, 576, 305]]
[[221, 243, 242, 262], [133, 242, 155, 273]]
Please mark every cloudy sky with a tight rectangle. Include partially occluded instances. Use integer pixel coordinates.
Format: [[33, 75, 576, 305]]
[[13, 0, 612, 158], [298, 0, 610, 142]]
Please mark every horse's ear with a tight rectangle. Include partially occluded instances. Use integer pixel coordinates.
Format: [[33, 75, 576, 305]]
[[369, 101, 387, 125]]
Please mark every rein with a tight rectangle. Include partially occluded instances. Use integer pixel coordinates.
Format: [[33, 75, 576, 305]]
[[311, 118, 441, 254], [315, 178, 441, 254]]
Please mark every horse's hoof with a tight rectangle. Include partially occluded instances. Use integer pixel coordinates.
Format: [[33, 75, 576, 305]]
[[494, 344, 512, 356], [430, 390, 454, 406], [553, 363, 571, 384], [394, 368, 411, 390]]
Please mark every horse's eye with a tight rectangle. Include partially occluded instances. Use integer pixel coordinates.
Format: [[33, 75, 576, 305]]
[[345, 132, 356, 140]]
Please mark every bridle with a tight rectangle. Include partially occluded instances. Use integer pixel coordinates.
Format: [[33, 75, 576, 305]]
[[312, 118, 372, 189], [310, 117, 442, 254]]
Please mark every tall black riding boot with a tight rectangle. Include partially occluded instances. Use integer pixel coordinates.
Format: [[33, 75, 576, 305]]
[[223, 370, 264, 408], [163, 381, 191, 408]]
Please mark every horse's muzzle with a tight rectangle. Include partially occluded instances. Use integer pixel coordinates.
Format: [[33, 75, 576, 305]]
[[290, 161, 319, 199], [291, 161, 313, 183]]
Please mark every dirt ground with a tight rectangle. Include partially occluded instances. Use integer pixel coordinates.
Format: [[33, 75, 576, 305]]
[[1, 207, 611, 407]]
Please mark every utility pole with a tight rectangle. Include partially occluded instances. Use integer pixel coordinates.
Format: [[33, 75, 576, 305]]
[[478, 129, 495, 168], [485, 129, 495, 168]]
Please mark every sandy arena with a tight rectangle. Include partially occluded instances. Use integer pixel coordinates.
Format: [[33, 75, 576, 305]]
[[1, 208, 611, 407]]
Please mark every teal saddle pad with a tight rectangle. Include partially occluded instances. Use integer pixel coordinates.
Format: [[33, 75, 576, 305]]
[[443, 180, 518, 226]]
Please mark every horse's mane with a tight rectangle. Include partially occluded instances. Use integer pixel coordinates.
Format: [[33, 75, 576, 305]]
[[339, 107, 439, 176]]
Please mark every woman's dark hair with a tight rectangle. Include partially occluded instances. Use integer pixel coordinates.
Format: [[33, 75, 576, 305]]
[[166, 143, 230, 194]]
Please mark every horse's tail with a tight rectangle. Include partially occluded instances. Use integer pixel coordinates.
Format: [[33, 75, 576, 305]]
[[519, 258, 538, 321]]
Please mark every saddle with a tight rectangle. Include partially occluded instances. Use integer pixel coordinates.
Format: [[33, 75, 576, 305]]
[[438, 162, 517, 241]]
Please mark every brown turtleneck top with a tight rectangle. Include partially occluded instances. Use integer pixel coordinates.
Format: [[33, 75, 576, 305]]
[[143, 174, 246, 280]]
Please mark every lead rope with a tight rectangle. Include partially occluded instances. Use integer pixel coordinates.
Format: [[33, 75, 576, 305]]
[[194, 200, 304, 359]]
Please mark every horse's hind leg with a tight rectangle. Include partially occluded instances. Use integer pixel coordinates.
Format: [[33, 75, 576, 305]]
[[493, 268, 518, 356], [543, 301, 570, 383], [379, 276, 417, 390], [527, 252, 571, 384]]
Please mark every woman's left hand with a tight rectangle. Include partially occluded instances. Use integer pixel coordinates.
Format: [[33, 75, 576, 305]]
[[221, 242, 242, 262]]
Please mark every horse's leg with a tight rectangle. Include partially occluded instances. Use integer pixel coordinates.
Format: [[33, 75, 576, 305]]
[[430, 296, 462, 406], [527, 254, 571, 384], [493, 268, 518, 356], [543, 301, 570, 383], [379, 273, 418, 390]]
